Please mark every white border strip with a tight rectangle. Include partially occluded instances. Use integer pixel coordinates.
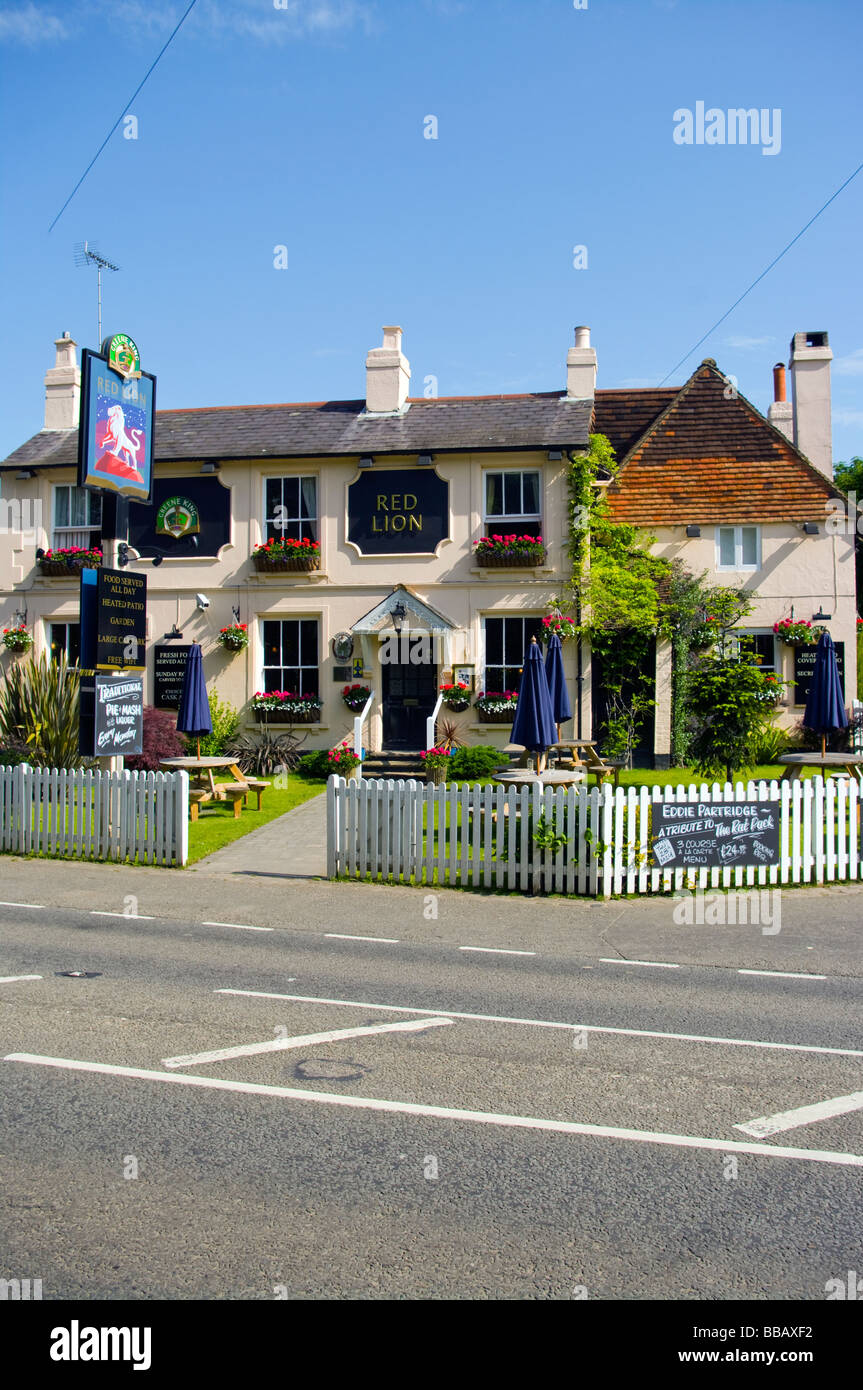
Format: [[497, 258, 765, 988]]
[[325, 933, 400, 944], [201, 922, 273, 933], [0, 975, 42, 984], [6, 1053, 862, 1169], [162, 1017, 452, 1069], [738, 969, 827, 980], [459, 946, 536, 957], [599, 958, 681, 969]]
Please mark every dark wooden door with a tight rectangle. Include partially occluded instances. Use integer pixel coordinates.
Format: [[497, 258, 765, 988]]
[[382, 659, 437, 750]]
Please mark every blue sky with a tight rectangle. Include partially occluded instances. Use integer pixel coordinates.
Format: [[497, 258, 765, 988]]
[[1, 0, 861, 463]]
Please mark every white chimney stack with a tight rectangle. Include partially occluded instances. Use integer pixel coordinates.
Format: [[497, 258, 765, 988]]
[[566, 325, 597, 401], [767, 361, 793, 442], [44, 331, 80, 430], [365, 325, 411, 414], [788, 330, 832, 477]]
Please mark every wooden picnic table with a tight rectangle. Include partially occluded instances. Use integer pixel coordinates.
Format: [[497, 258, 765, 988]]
[[549, 741, 626, 786], [159, 756, 251, 818], [777, 752, 863, 784]]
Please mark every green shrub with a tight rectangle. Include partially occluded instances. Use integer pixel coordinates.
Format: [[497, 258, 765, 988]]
[[186, 693, 240, 758], [0, 652, 81, 768], [749, 725, 791, 764], [228, 729, 306, 777], [296, 749, 333, 779], [126, 707, 186, 772], [448, 745, 508, 780]]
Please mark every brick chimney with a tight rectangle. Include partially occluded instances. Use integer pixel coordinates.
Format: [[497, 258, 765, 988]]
[[365, 325, 411, 414], [566, 325, 596, 401], [44, 331, 80, 430], [788, 330, 832, 477], [767, 361, 793, 441]]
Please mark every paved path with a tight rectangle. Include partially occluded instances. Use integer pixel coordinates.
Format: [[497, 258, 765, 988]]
[[191, 791, 327, 878]]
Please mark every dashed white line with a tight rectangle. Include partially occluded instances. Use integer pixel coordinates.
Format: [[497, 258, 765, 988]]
[[599, 958, 681, 970], [162, 1017, 453, 1069], [459, 946, 536, 957], [735, 1089, 863, 1139], [201, 922, 273, 933], [6, 1053, 862, 1170], [325, 933, 400, 944], [91, 911, 155, 921], [215, 990, 863, 1059], [0, 902, 44, 910], [0, 975, 42, 984], [738, 969, 827, 981]]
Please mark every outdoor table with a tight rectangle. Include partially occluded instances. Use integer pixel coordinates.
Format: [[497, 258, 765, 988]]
[[549, 740, 601, 766], [777, 753, 863, 784], [159, 756, 248, 800]]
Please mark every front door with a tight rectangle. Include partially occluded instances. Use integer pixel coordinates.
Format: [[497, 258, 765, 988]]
[[382, 658, 437, 750]]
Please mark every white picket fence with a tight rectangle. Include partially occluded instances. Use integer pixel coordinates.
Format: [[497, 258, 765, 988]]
[[0, 764, 189, 866], [327, 775, 863, 897]]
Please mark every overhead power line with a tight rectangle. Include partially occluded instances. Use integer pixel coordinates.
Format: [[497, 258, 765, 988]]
[[659, 158, 863, 386], [48, 0, 200, 233]]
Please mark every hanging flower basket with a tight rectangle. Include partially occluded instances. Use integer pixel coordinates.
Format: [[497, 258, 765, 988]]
[[217, 623, 248, 653], [252, 691, 322, 723], [342, 684, 371, 712], [773, 618, 816, 646], [38, 546, 103, 576], [439, 682, 471, 712], [539, 613, 578, 643], [2, 626, 33, 653], [252, 538, 321, 572], [474, 535, 546, 568]]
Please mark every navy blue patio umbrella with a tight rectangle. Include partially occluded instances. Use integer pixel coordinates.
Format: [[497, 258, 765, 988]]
[[176, 642, 212, 758], [511, 636, 558, 764], [803, 629, 847, 757], [544, 631, 573, 739]]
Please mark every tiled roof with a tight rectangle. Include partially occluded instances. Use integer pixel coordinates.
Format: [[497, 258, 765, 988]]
[[0, 391, 592, 469], [592, 388, 678, 461], [599, 363, 839, 523]]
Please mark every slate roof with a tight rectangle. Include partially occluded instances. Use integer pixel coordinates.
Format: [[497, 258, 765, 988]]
[[0, 391, 592, 470], [597, 362, 840, 524]]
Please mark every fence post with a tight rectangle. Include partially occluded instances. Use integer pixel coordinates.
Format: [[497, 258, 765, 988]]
[[326, 773, 338, 878], [176, 770, 189, 867]]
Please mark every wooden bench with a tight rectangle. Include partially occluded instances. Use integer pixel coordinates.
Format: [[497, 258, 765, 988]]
[[189, 789, 212, 822], [591, 758, 627, 788], [242, 778, 270, 811], [213, 782, 250, 819]]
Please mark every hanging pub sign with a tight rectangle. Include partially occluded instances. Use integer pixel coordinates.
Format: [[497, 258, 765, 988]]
[[80, 566, 147, 672], [77, 333, 155, 503], [347, 469, 449, 555], [793, 641, 845, 706], [78, 673, 144, 757], [652, 799, 781, 871], [153, 644, 191, 708]]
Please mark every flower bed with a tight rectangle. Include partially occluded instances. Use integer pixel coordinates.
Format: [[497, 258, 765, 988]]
[[38, 546, 103, 576], [252, 691, 322, 723], [252, 538, 321, 572], [342, 683, 371, 712], [217, 623, 248, 652], [474, 535, 546, 567], [774, 618, 816, 646], [2, 625, 33, 653], [474, 691, 518, 722]]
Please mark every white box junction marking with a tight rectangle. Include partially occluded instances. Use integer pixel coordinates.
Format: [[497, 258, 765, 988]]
[[735, 1089, 863, 1139], [161, 1016, 453, 1070]]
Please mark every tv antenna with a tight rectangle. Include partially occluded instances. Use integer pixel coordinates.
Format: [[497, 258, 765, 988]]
[[74, 241, 120, 346]]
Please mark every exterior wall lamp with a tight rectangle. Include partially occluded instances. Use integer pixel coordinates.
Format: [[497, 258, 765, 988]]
[[200, 461, 220, 475], [686, 525, 701, 537], [358, 455, 375, 469], [392, 600, 407, 635], [801, 522, 819, 535], [417, 453, 434, 466]]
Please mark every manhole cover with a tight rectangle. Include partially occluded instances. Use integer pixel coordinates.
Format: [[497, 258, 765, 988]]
[[293, 1058, 369, 1082], [55, 971, 102, 979]]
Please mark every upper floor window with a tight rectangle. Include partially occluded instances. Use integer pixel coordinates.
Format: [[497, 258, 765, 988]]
[[484, 470, 541, 540], [53, 485, 101, 552], [716, 524, 760, 571], [265, 476, 317, 544]]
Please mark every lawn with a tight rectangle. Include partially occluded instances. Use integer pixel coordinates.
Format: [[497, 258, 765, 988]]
[[186, 777, 327, 865]]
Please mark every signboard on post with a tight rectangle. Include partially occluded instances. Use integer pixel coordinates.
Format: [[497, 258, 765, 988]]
[[80, 567, 146, 672], [793, 641, 845, 706], [652, 799, 781, 871], [78, 334, 155, 503], [79, 674, 144, 757], [153, 644, 191, 708]]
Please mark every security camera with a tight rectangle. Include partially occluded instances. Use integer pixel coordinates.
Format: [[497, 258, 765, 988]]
[[195, 593, 210, 610]]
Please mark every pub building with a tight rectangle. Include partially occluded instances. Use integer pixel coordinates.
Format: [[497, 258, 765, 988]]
[[0, 325, 856, 768]]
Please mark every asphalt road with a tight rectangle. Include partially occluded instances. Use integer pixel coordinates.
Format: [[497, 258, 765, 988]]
[[0, 858, 861, 1301]]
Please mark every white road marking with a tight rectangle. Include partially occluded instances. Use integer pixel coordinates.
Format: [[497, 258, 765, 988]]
[[0, 975, 42, 984], [599, 958, 681, 969], [459, 946, 536, 957], [162, 1017, 453, 1069], [735, 1089, 863, 1139], [738, 969, 827, 980], [201, 922, 273, 932], [5, 1053, 862, 1169], [0, 902, 44, 910], [215, 989, 863, 1060], [91, 912, 155, 920], [325, 933, 400, 944]]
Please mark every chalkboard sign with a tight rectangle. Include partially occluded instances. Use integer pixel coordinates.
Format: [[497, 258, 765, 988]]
[[153, 644, 191, 709], [652, 799, 780, 871], [79, 674, 144, 756], [793, 641, 845, 705]]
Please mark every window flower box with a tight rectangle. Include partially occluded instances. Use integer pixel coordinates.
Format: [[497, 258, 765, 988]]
[[474, 534, 546, 567], [474, 691, 518, 723], [252, 538, 321, 572], [252, 691, 322, 723], [38, 546, 103, 576]]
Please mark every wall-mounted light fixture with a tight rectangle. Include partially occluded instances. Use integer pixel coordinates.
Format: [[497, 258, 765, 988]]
[[392, 600, 407, 635], [417, 453, 434, 467], [164, 624, 184, 640], [15, 469, 36, 480], [118, 543, 162, 568], [686, 524, 701, 538], [547, 450, 563, 462], [812, 609, 832, 622], [801, 522, 819, 535], [358, 455, 375, 469], [200, 460, 220, 475]]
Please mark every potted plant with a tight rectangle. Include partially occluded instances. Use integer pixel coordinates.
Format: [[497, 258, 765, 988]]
[[420, 745, 455, 785], [251, 690, 323, 724], [37, 545, 103, 576], [474, 690, 518, 723], [2, 625, 33, 654], [773, 618, 816, 646], [252, 537, 321, 573], [473, 534, 546, 568], [439, 681, 471, 712], [342, 683, 371, 711], [217, 623, 248, 653], [539, 612, 578, 643], [327, 741, 362, 780], [689, 613, 723, 650]]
